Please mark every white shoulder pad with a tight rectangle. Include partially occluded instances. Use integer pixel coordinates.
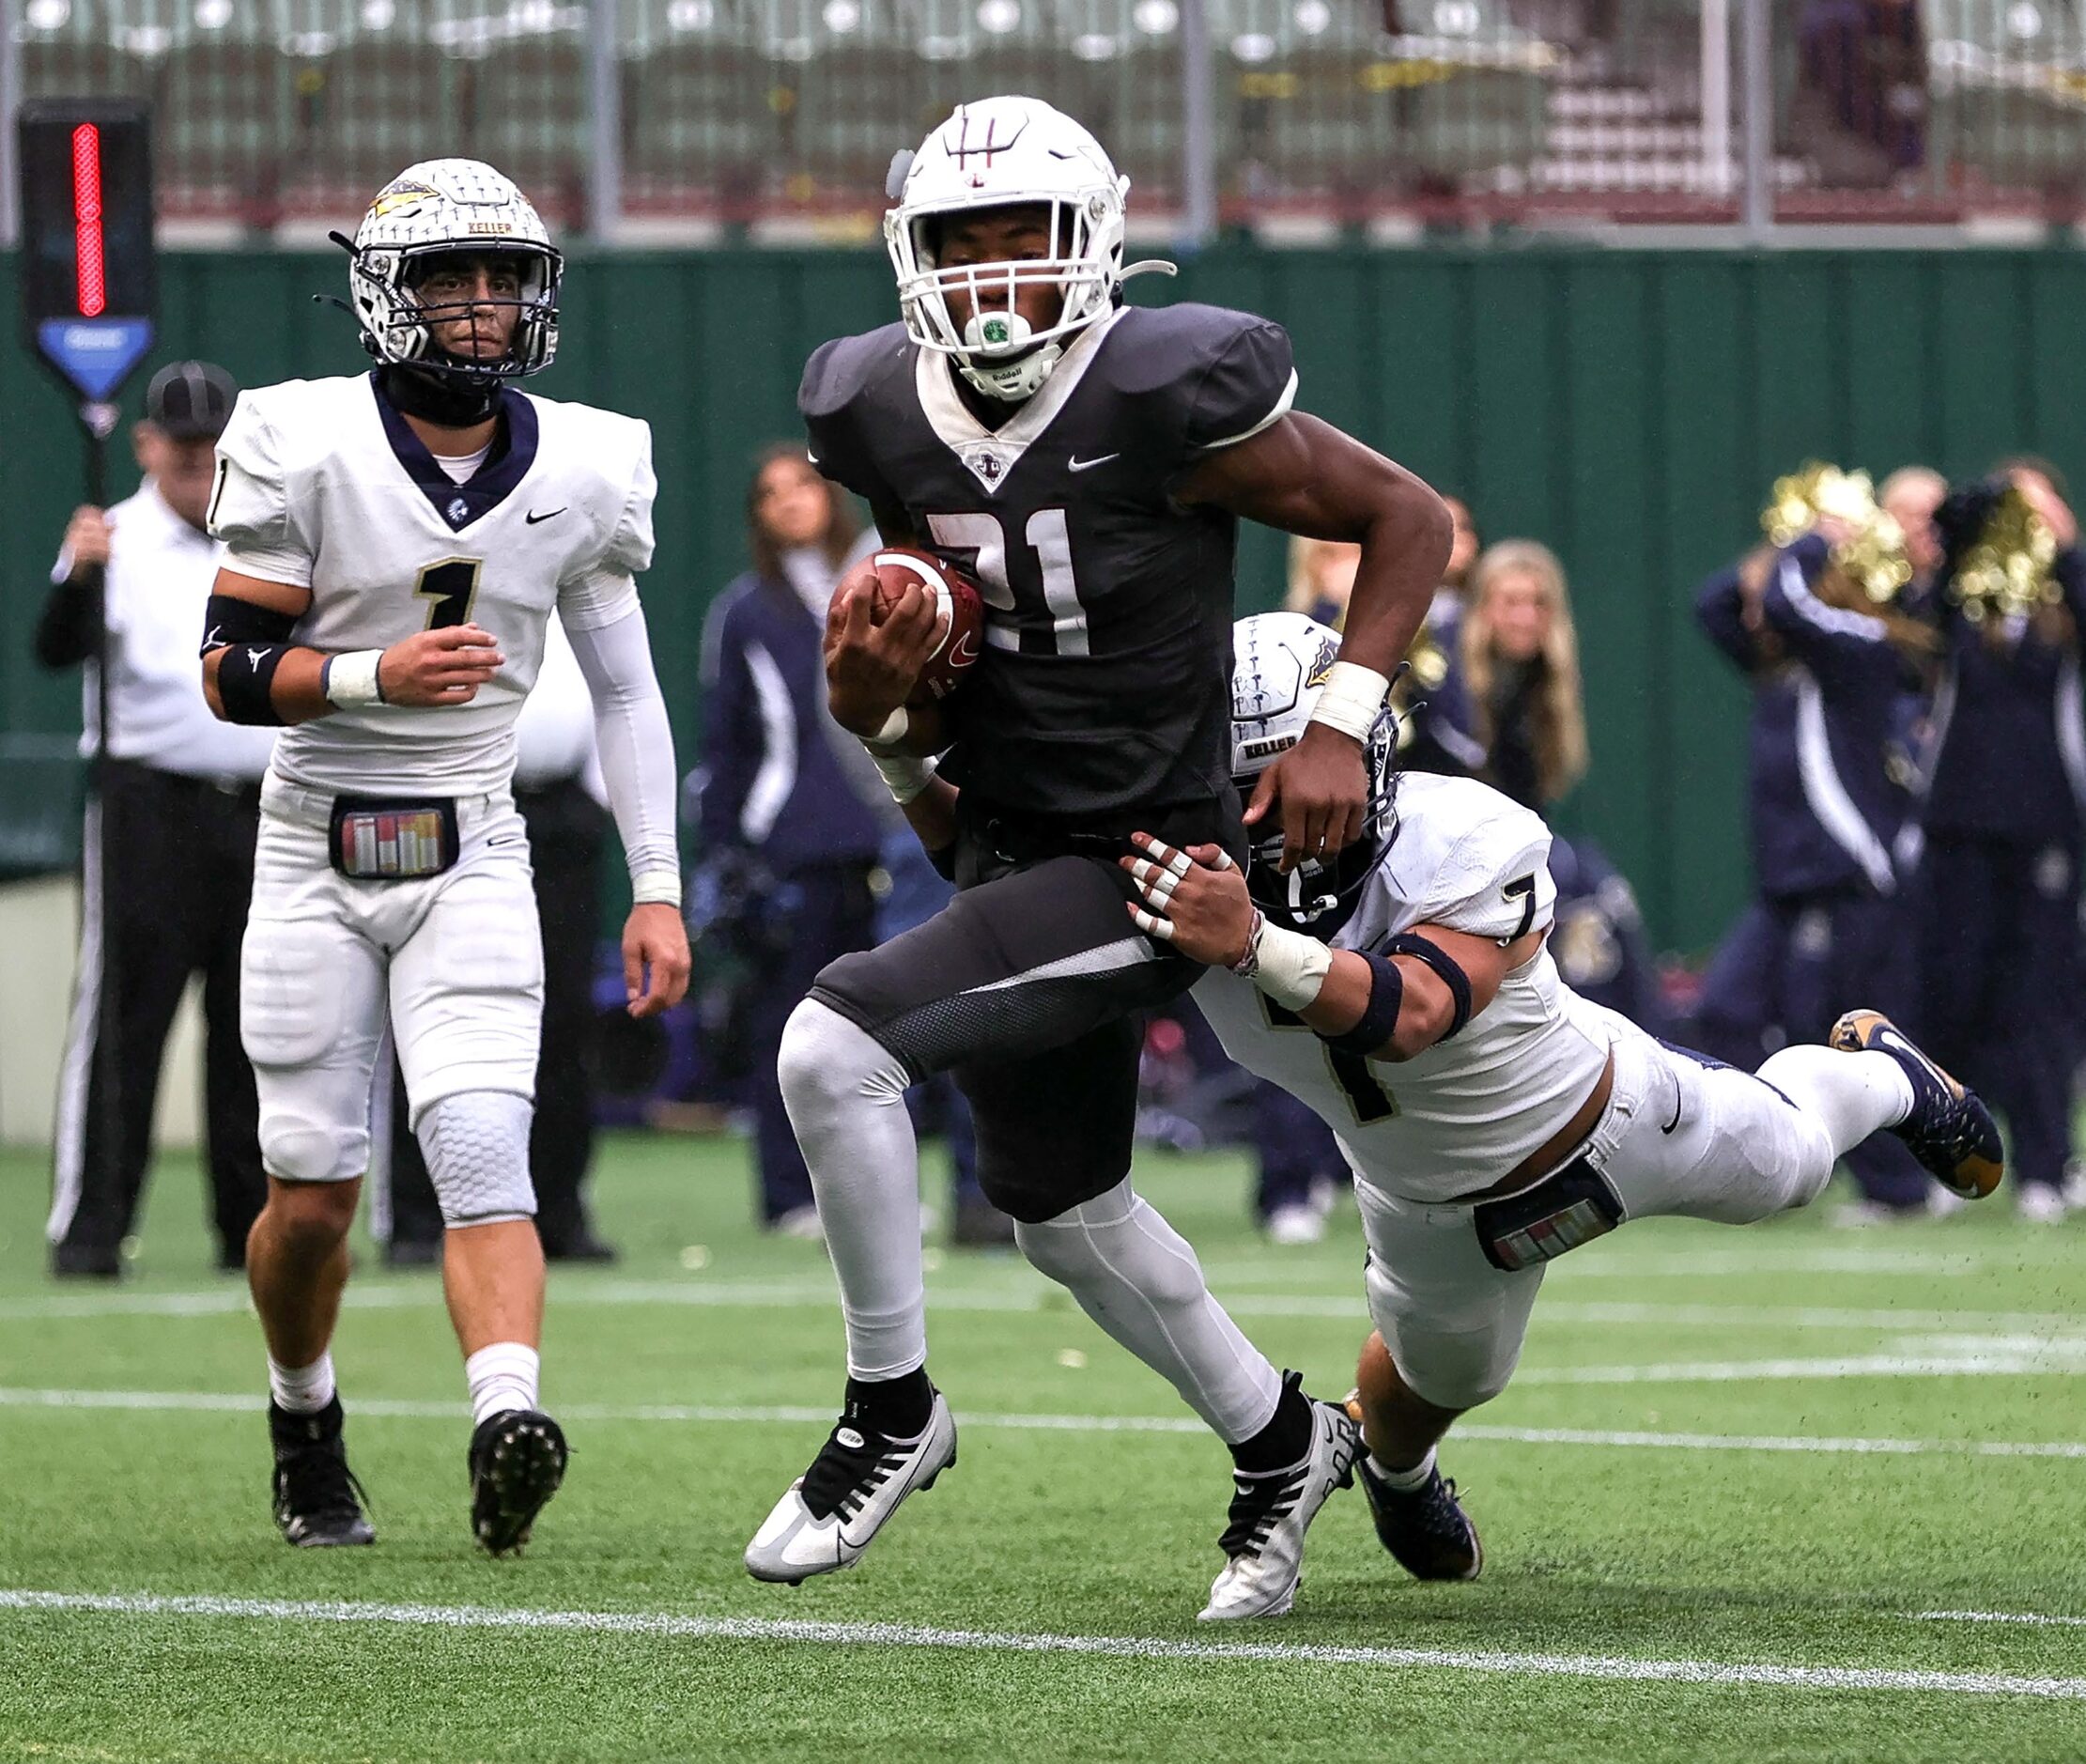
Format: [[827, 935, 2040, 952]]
[[209, 382, 316, 586], [537, 398, 657, 580], [1401, 776, 1556, 943]]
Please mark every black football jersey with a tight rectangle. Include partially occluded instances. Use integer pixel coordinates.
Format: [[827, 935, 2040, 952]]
[[799, 302, 1296, 828]]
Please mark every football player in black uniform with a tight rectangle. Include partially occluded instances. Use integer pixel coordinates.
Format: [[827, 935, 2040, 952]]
[[743, 96, 1451, 1618]]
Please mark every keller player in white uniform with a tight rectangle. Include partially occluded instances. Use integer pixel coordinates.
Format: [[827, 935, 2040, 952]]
[[1120, 613, 2004, 1580], [200, 160, 690, 1555]]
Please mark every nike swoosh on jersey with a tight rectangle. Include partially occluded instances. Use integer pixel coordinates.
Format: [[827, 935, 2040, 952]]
[[1068, 454, 1120, 472], [525, 506, 567, 524]]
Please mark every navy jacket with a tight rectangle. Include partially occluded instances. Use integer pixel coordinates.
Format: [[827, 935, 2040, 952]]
[[1694, 535, 1919, 899], [1917, 549, 2086, 846], [698, 572, 884, 873]]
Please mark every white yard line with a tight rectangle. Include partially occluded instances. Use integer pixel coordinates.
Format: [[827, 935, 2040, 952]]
[[6, 1386, 2085, 1459], [1905, 1610, 2086, 1628], [1516, 1351, 2086, 1385], [6, 1282, 2075, 1330], [2, 1589, 2080, 1699]]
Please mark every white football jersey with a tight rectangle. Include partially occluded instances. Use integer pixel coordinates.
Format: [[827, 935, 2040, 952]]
[[1194, 773, 1628, 1205], [209, 373, 656, 797]]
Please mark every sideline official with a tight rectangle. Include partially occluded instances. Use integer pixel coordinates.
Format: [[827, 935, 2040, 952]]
[[38, 361, 275, 1277]]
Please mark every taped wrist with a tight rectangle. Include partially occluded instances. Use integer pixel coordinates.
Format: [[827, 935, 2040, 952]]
[[1306, 659, 1392, 743], [1317, 952, 1404, 1056], [868, 746, 936, 805], [1232, 909, 1333, 1011], [321, 649, 386, 709], [1385, 931, 1474, 1039]]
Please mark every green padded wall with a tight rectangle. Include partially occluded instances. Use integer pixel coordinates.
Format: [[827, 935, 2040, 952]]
[[8, 245, 2085, 950]]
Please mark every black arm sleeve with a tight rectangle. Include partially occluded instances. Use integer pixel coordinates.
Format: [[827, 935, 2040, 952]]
[[33, 574, 101, 672]]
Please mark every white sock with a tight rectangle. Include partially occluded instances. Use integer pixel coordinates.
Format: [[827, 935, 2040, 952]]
[[1368, 1445, 1436, 1491], [778, 999, 928, 1381], [268, 1353, 335, 1416], [1760, 1044, 1914, 1153], [465, 1341, 540, 1427], [1015, 1179, 1283, 1445]]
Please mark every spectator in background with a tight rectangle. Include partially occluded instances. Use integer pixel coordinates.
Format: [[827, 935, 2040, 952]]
[[379, 613, 619, 1265], [697, 446, 1006, 1244], [1459, 537, 1661, 1027], [1794, 0, 1927, 187], [1691, 478, 1939, 1218], [1459, 539, 1589, 813], [1907, 467, 2086, 1222], [37, 361, 273, 1279]]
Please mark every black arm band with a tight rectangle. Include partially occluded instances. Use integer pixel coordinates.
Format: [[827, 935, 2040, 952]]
[[214, 642, 290, 725], [1317, 952, 1404, 1057], [1384, 932, 1474, 1040], [201, 593, 300, 654]]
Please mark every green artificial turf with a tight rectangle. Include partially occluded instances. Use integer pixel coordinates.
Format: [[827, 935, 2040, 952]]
[[1, 1133, 2082, 1762]]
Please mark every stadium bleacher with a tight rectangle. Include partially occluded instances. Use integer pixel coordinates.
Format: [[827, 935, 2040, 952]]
[[13, 0, 2086, 225]]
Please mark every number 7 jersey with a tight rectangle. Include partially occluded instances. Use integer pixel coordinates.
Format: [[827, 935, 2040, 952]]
[[800, 302, 1296, 827], [209, 371, 656, 797], [1192, 773, 1626, 1206]]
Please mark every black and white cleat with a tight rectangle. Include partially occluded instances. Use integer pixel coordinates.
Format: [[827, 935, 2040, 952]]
[[1198, 1382, 1361, 1621], [469, 1409, 568, 1556], [744, 1392, 957, 1585], [270, 1396, 376, 1548]]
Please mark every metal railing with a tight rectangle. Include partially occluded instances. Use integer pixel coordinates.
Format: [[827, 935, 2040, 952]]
[[6, 0, 2086, 239]]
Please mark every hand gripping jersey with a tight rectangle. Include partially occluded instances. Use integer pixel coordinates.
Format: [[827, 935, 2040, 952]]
[[800, 302, 1297, 827], [209, 372, 656, 797], [1193, 773, 1626, 1204]]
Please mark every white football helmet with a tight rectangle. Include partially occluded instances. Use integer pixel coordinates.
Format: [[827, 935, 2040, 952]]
[[885, 95, 1173, 402], [1231, 612, 1399, 932], [344, 158, 561, 382]]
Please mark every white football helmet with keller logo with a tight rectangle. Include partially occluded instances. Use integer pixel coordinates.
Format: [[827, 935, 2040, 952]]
[[885, 95, 1173, 402], [343, 157, 562, 385]]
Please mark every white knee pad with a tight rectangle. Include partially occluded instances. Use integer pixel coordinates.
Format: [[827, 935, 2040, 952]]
[[259, 1111, 366, 1185], [416, 1091, 536, 1227]]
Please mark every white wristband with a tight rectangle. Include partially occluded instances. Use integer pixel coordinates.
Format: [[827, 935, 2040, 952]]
[[870, 748, 937, 806], [1307, 660, 1391, 743], [1231, 909, 1333, 1011], [631, 868, 683, 908], [323, 648, 386, 709], [864, 705, 911, 752]]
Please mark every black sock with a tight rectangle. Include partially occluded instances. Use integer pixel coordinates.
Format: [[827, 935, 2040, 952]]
[[843, 1369, 934, 1438], [1229, 1372, 1312, 1475]]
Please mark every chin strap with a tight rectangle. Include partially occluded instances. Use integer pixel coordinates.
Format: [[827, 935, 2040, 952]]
[[375, 361, 502, 426]]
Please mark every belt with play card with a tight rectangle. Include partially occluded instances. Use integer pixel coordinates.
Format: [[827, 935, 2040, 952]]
[[1470, 1156, 1624, 1273], [327, 796, 459, 881]]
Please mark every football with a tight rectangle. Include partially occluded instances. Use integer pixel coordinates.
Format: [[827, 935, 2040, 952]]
[[870, 546, 986, 702]]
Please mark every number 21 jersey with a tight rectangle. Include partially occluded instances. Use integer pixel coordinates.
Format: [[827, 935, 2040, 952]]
[[800, 302, 1295, 828], [209, 371, 656, 797]]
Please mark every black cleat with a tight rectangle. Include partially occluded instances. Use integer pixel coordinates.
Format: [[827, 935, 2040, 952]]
[[1355, 1452, 1482, 1583], [469, 1409, 568, 1555], [270, 1397, 376, 1548], [51, 1242, 122, 1280], [1829, 1010, 2004, 1199]]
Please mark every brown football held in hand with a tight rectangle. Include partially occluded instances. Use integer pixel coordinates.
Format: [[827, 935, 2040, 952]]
[[871, 547, 986, 702]]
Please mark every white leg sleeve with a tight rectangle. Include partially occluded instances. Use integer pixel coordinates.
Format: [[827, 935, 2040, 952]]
[[417, 1091, 537, 1227], [1757, 1044, 1913, 1156], [777, 998, 926, 1381], [1015, 1179, 1282, 1444]]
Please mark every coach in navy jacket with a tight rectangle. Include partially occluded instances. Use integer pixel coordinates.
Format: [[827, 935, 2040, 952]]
[[1906, 473, 2086, 1215], [1692, 533, 1934, 1211]]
